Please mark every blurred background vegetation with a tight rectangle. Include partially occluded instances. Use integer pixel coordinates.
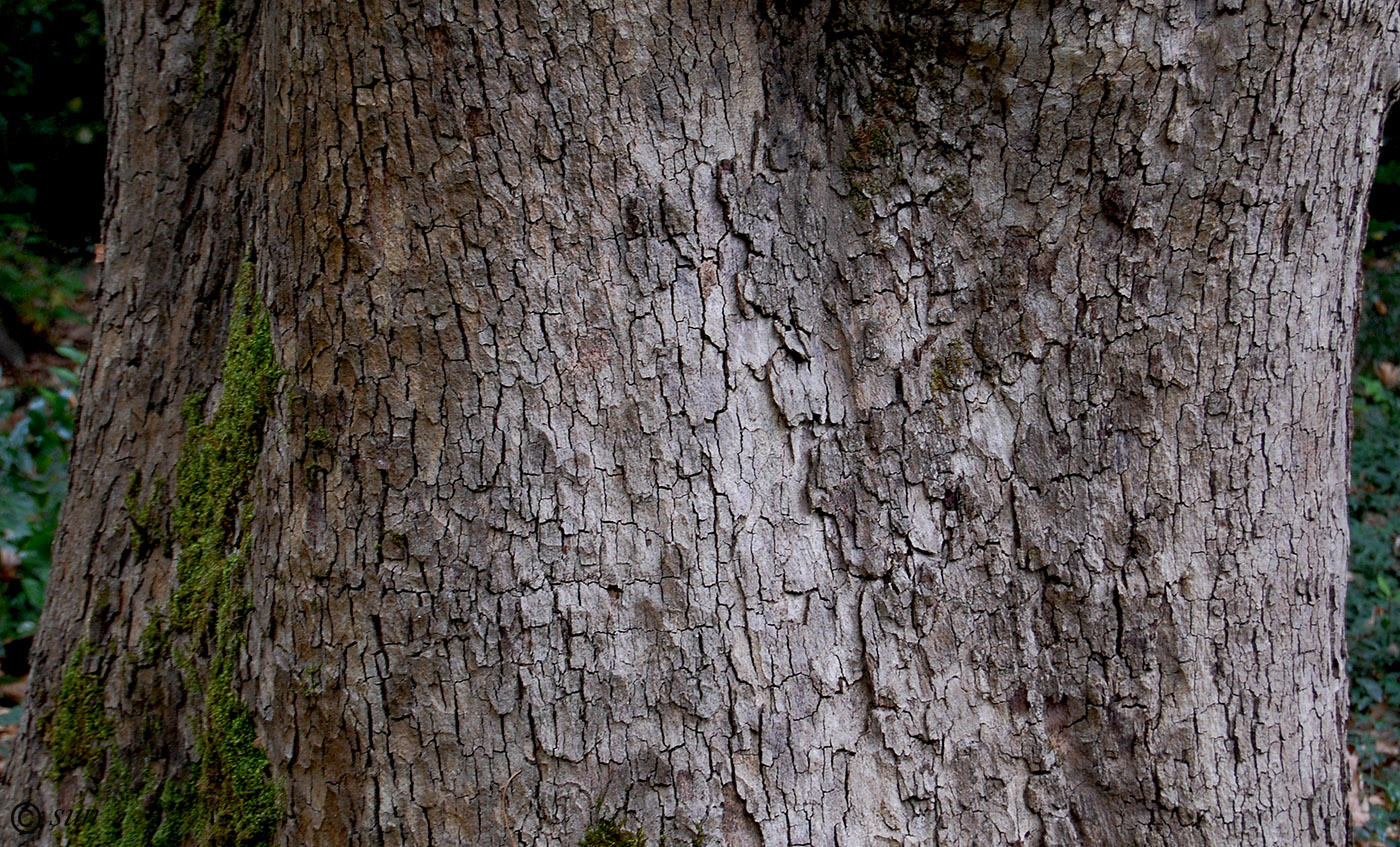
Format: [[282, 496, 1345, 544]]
[[1350, 103, 1400, 845], [0, 0, 104, 765], [0, 0, 1399, 838]]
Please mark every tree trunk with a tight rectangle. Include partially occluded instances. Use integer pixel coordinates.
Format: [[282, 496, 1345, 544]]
[[3, 1, 1398, 845]]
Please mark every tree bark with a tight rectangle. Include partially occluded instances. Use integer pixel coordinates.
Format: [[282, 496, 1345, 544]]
[[3, 1, 1399, 845]]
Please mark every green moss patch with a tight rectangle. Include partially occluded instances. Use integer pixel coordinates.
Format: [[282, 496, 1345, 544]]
[[125, 471, 170, 558], [927, 341, 970, 399], [58, 259, 284, 847], [839, 119, 898, 218], [42, 640, 112, 779], [578, 812, 705, 847], [191, 0, 245, 97], [580, 816, 649, 847], [64, 762, 202, 847], [166, 258, 282, 846], [199, 673, 281, 844]]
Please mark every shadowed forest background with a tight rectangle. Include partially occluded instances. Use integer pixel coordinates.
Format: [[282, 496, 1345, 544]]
[[0, 0, 1396, 842]]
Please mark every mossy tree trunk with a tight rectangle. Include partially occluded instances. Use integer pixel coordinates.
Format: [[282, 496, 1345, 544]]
[[2, 0, 1399, 845]]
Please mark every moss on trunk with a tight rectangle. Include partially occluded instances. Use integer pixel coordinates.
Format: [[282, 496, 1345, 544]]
[[53, 260, 283, 847]]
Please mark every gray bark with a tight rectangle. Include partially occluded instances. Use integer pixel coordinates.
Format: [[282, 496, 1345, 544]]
[[3, 0, 1399, 845]]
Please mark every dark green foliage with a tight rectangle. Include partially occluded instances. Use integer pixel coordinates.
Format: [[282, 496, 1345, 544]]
[[0, 0, 96, 658], [1349, 243, 1400, 843], [0, 0, 104, 254], [1351, 373, 1400, 704], [1366, 106, 1400, 256], [0, 354, 78, 645], [1356, 263, 1400, 375], [0, 228, 87, 333], [1349, 369, 1400, 841], [0, 0, 100, 382]]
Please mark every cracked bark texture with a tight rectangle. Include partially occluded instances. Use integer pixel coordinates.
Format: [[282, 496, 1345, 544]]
[[4, 0, 1400, 845]]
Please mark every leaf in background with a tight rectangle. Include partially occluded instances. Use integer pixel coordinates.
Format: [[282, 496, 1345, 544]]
[[1377, 161, 1400, 187], [1361, 678, 1385, 709]]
